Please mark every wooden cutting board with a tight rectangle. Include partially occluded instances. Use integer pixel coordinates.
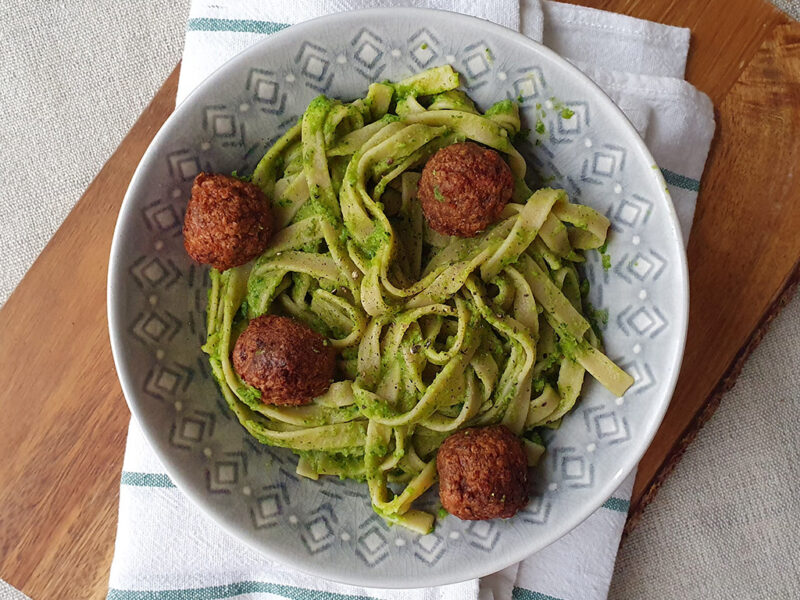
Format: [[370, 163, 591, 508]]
[[1, 1, 799, 597]]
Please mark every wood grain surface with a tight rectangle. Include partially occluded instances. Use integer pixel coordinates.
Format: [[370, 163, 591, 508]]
[[1, 3, 799, 598], [628, 15, 800, 512]]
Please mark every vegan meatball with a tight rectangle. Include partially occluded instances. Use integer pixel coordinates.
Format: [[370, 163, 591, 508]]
[[183, 172, 273, 272], [232, 315, 335, 406], [418, 142, 513, 237], [437, 424, 528, 520]]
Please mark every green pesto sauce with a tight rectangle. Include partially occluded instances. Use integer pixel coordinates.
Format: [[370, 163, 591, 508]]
[[548, 97, 568, 114], [368, 442, 389, 457], [524, 429, 544, 446], [555, 322, 580, 360], [585, 301, 609, 339], [513, 128, 531, 143], [361, 222, 390, 259], [485, 99, 515, 116], [292, 196, 318, 224], [538, 172, 557, 185], [597, 241, 611, 271], [237, 383, 262, 405], [230, 170, 252, 182], [298, 450, 366, 482], [306, 94, 332, 115], [579, 279, 590, 297], [367, 398, 399, 419]]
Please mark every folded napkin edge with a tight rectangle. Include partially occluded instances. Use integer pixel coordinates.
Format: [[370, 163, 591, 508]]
[[545, 0, 691, 44]]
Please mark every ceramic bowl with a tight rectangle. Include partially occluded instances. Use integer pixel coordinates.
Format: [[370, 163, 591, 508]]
[[108, 8, 688, 588]]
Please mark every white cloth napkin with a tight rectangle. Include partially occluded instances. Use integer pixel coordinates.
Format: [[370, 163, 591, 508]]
[[108, 2, 715, 599]]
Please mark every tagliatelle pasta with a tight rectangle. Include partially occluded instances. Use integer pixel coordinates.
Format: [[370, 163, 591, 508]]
[[201, 65, 633, 534]]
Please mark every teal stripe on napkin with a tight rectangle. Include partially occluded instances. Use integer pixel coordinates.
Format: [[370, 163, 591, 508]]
[[602, 496, 630, 513], [187, 18, 289, 35], [120, 472, 175, 488], [661, 168, 700, 191], [512, 588, 563, 600], [108, 581, 380, 600]]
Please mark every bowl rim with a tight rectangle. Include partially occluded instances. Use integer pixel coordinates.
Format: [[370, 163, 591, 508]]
[[108, 6, 689, 589]]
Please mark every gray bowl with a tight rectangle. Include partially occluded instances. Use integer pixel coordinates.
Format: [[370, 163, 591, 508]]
[[108, 7, 688, 588]]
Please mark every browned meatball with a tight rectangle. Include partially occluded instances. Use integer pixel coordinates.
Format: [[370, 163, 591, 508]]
[[183, 173, 273, 271], [418, 142, 513, 237], [232, 315, 335, 406], [437, 425, 528, 520]]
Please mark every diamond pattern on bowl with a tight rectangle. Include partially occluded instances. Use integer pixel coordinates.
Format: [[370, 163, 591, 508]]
[[170, 409, 215, 449], [247, 68, 287, 115], [414, 532, 446, 566], [295, 41, 334, 92], [466, 520, 500, 551], [301, 503, 338, 554], [351, 28, 386, 80], [250, 483, 289, 529], [408, 29, 440, 69], [356, 515, 390, 566], [551, 447, 594, 489]]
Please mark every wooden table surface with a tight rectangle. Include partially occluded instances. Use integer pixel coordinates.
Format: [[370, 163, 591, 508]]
[[1, 1, 799, 598]]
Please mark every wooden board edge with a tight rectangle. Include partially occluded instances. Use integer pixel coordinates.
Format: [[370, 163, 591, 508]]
[[622, 259, 800, 540]]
